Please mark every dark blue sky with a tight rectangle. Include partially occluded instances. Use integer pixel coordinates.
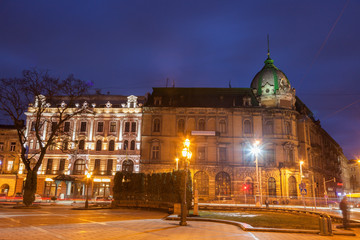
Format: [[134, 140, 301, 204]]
[[1, 0, 359, 159]]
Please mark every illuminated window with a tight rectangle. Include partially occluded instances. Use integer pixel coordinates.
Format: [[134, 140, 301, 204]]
[[194, 171, 209, 196], [6, 160, 14, 172], [288, 176, 297, 199], [268, 177, 276, 197], [73, 159, 85, 175], [215, 172, 231, 197]]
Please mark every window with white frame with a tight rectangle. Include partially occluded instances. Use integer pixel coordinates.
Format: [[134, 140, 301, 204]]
[[151, 141, 160, 160], [6, 160, 14, 172]]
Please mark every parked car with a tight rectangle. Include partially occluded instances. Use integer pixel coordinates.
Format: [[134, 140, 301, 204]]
[[13, 192, 23, 202], [0, 193, 7, 202], [94, 196, 112, 205]]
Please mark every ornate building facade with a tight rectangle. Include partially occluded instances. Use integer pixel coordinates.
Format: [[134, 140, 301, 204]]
[[140, 54, 346, 203], [17, 95, 144, 199]]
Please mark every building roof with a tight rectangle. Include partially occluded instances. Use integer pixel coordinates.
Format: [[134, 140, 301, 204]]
[[145, 87, 259, 108]]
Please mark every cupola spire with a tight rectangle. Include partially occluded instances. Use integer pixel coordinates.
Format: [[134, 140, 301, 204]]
[[267, 34, 270, 59]]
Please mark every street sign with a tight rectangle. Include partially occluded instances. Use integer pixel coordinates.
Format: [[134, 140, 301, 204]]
[[299, 182, 306, 190], [301, 189, 307, 195]]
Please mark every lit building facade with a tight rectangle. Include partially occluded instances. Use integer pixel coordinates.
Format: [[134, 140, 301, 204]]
[[0, 125, 22, 196], [17, 95, 144, 199], [140, 54, 346, 203]]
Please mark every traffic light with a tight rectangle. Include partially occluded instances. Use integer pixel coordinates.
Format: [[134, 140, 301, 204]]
[[243, 184, 247, 191]]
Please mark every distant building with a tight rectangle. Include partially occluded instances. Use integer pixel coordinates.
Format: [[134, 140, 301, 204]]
[[0, 125, 21, 196], [140, 54, 346, 203]]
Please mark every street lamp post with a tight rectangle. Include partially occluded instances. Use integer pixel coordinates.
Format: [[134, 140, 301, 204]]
[[251, 140, 261, 207], [85, 172, 92, 209], [175, 158, 179, 171], [180, 139, 192, 226], [299, 161, 305, 207]]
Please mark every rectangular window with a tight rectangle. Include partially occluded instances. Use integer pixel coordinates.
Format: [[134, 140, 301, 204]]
[[64, 122, 70, 132], [107, 159, 113, 175], [59, 159, 65, 172], [97, 122, 104, 132], [219, 147, 226, 162], [124, 122, 130, 132], [131, 122, 136, 132], [46, 159, 53, 174], [44, 181, 56, 197], [51, 122, 58, 132], [264, 149, 275, 166], [7, 160, 14, 172], [94, 159, 101, 174], [198, 147, 205, 161], [0, 142, 4, 151], [80, 122, 87, 132], [10, 142, 16, 152], [110, 122, 116, 132], [31, 121, 36, 131], [151, 146, 160, 160]]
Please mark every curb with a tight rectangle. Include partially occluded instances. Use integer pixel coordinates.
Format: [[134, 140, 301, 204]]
[[165, 215, 356, 236]]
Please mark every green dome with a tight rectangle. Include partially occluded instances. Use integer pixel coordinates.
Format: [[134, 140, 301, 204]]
[[251, 56, 291, 96]]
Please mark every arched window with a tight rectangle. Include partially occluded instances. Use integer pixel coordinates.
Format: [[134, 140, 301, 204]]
[[219, 120, 226, 133], [215, 172, 231, 197], [73, 159, 85, 175], [194, 171, 209, 196], [198, 119, 205, 131], [245, 178, 254, 196], [96, 140, 102, 151], [288, 176, 297, 199], [1, 184, 9, 194], [268, 177, 276, 197], [285, 122, 292, 135], [122, 160, 134, 173], [130, 140, 135, 150], [243, 120, 252, 134], [264, 121, 274, 135], [153, 119, 161, 132], [78, 140, 85, 150], [178, 119, 185, 133], [124, 140, 128, 150], [108, 140, 115, 151]]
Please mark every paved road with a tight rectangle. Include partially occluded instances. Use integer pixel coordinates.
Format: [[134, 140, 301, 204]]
[[0, 206, 358, 240]]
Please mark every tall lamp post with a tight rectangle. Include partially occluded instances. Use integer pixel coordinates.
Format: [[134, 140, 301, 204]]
[[180, 139, 192, 226], [85, 172, 92, 209], [299, 161, 305, 207], [251, 140, 261, 207]]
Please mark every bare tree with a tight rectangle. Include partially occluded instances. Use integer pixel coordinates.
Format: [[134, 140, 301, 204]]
[[0, 69, 90, 206]]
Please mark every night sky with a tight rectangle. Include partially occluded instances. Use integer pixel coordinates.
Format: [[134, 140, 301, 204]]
[[0, 0, 359, 160]]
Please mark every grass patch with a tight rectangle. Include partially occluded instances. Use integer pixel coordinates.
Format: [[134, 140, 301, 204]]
[[196, 210, 319, 230]]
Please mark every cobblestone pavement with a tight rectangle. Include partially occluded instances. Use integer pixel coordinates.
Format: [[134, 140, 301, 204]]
[[0, 206, 358, 240]]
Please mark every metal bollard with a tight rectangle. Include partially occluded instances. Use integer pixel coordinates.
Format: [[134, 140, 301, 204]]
[[319, 215, 332, 236]]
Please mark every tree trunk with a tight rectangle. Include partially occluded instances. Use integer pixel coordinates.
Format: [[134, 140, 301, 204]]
[[23, 170, 37, 206]]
